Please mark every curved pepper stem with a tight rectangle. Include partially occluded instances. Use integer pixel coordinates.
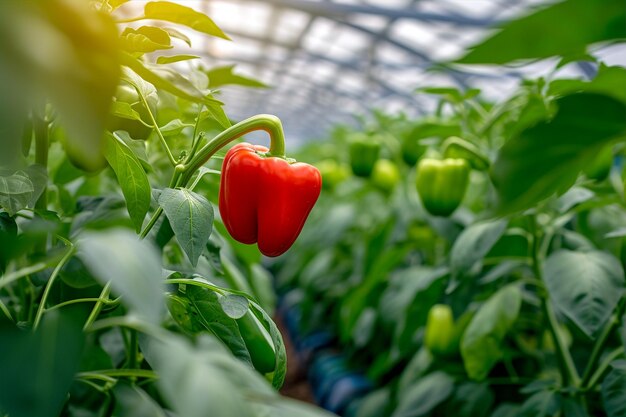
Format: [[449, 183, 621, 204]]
[[441, 136, 490, 171], [181, 114, 286, 185]]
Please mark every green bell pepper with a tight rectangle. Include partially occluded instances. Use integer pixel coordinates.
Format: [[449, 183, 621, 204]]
[[416, 158, 470, 216], [349, 136, 380, 177]]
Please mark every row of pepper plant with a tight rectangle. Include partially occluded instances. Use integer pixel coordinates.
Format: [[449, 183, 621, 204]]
[[270, 1, 626, 416], [0, 1, 329, 417]]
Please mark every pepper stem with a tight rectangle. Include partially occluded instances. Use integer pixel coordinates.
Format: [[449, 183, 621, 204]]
[[181, 114, 286, 185]]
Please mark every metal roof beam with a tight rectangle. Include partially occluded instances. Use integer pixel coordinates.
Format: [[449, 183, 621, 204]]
[[231, 0, 501, 27]]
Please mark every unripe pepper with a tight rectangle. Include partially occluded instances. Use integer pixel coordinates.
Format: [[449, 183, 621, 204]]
[[424, 304, 455, 356], [237, 311, 276, 374], [401, 135, 425, 167], [219, 143, 321, 257], [416, 158, 469, 217], [317, 159, 350, 190], [371, 159, 400, 191], [349, 136, 380, 177]]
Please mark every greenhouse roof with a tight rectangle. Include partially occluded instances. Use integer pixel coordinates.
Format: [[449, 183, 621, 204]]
[[126, 0, 625, 144]]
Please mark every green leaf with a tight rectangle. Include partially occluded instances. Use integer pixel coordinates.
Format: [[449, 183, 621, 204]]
[[417, 87, 480, 103], [79, 228, 164, 324], [556, 52, 597, 70], [0, 172, 34, 216], [219, 294, 249, 319], [457, 0, 626, 64], [113, 384, 168, 417], [393, 267, 448, 356], [103, 132, 151, 232], [549, 64, 626, 105], [110, 100, 142, 121], [159, 119, 193, 136], [38, 1, 121, 171], [491, 93, 626, 213], [352, 389, 392, 417], [144, 1, 230, 40], [461, 285, 522, 380], [121, 53, 217, 105], [602, 360, 626, 417], [220, 252, 254, 294], [249, 299, 287, 389], [450, 219, 508, 277], [206, 65, 268, 89], [158, 188, 214, 267], [205, 234, 224, 274], [157, 54, 200, 64], [441, 382, 494, 417], [518, 391, 561, 417], [490, 404, 521, 417], [182, 286, 253, 366], [113, 131, 150, 168], [22, 165, 47, 207], [251, 397, 345, 417], [107, 0, 129, 11], [249, 264, 277, 315], [561, 398, 591, 417], [392, 371, 454, 417], [554, 186, 595, 213], [120, 67, 158, 109], [121, 26, 172, 53], [162, 27, 192, 47], [140, 334, 258, 417], [200, 100, 232, 129], [404, 120, 462, 140], [544, 250, 625, 337], [0, 307, 85, 417], [397, 348, 434, 398]]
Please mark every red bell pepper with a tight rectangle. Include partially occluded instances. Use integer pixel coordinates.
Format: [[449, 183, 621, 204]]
[[219, 143, 321, 257]]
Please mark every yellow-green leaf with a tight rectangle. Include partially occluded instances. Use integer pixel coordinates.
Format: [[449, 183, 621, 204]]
[[157, 55, 200, 64], [144, 1, 230, 40], [103, 132, 151, 232], [121, 26, 172, 53], [206, 65, 268, 89]]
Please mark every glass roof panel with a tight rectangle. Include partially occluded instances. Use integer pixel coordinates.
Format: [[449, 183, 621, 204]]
[[152, 0, 625, 146]]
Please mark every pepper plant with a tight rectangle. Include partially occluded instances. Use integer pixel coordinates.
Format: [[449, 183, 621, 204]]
[[271, 1, 626, 415], [0, 1, 326, 417]]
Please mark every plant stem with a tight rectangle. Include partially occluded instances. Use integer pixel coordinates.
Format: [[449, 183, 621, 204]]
[[188, 168, 220, 191], [181, 114, 286, 186], [77, 369, 157, 380], [33, 244, 75, 329], [139, 115, 286, 240], [128, 330, 138, 370], [44, 297, 120, 312], [114, 16, 146, 24], [580, 300, 626, 389], [83, 282, 112, 330], [33, 111, 49, 255], [139, 165, 184, 239], [0, 262, 48, 291], [137, 88, 178, 166], [0, 299, 13, 322], [33, 113, 49, 211], [584, 346, 625, 390], [530, 216, 580, 387], [187, 104, 204, 160]]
